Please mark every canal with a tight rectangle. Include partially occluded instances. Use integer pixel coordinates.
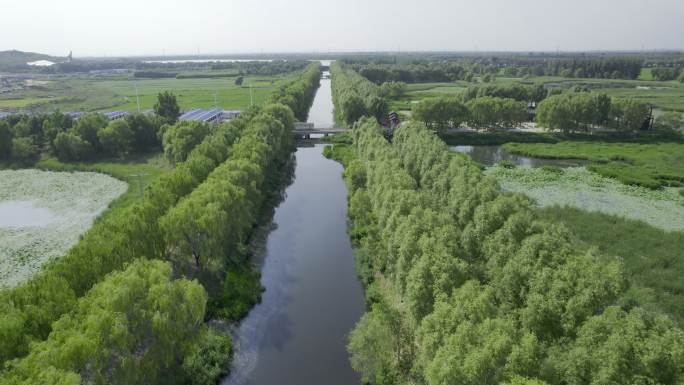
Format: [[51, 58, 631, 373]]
[[222, 64, 365, 385]]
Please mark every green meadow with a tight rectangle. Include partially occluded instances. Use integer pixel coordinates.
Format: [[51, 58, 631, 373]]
[[0, 72, 295, 113]]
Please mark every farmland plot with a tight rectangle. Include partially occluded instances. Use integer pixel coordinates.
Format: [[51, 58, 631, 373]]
[[0, 169, 127, 286]]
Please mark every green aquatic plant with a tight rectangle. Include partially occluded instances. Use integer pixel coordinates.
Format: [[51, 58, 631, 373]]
[[486, 166, 684, 231], [0, 169, 127, 287]]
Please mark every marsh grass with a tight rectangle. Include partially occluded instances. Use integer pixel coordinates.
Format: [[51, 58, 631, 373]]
[[539, 206, 684, 326], [503, 140, 684, 189]]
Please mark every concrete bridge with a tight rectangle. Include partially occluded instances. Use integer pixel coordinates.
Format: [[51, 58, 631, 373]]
[[293, 122, 349, 138]]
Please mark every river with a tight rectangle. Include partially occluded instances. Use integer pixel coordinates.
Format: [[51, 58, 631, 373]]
[[222, 65, 365, 385]]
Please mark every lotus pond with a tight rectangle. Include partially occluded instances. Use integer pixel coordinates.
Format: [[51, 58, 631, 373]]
[[0, 169, 127, 287], [486, 166, 684, 232]]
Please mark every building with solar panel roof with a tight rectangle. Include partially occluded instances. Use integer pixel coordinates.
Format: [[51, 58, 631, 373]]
[[179, 108, 241, 124]]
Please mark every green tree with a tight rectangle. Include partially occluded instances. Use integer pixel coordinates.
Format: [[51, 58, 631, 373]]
[[234, 76, 244, 86], [502, 376, 550, 385], [125, 113, 160, 152], [367, 96, 389, 122], [163, 121, 212, 164], [466, 97, 524, 130], [71, 113, 108, 150], [10, 137, 39, 164], [413, 97, 469, 131], [610, 98, 650, 131], [553, 307, 684, 385], [154, 91, 181, 124], [0, 120, 12, 159], [98, 120, 134, 157], [342, 95, 368, 125], [379, 81, 407, 98], [53, 132, 93, 161], [0, 260, 207, 385], [181, 327, 233, 385]]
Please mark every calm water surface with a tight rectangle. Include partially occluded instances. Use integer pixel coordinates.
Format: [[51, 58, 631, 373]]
[[0, 201, 57, 227], [305, 71, 334, 129], [222, 63, 364, 385]]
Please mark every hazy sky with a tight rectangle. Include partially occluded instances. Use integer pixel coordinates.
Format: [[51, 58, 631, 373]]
[[3, 0, 683, 57]]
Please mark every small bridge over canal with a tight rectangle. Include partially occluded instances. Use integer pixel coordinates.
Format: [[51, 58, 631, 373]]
[[293, 122, 349, 138]]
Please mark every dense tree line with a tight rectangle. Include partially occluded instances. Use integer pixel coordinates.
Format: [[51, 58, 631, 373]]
[[331, 62, 388, 126], [210, 60, 310, 76], [462, 83, 548, 103], [536, 92, 651, 132], [341, 119, 684, 385], [0, 109, 165, 164], [266, 62, 321, 122], [352, 62, 468, 84], [0, 63, 321, 384], [650, 67, 682, 81], [412, 96, 528, 131], [159, 102, 294, 312], [349, 56, 645, 82], [24, 57, 309, 76], [0, 112, 71, 164], [542, 57, 643, 79]]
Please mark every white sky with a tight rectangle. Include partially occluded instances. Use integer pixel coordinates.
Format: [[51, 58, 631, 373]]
[[3, 0, 683, 57]]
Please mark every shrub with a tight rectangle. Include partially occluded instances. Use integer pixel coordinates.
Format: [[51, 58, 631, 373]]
[[53, 132, 92, 161], [182, 327, 233, 385], [10, 137, 39, 164], [98, 119, 134, 157]]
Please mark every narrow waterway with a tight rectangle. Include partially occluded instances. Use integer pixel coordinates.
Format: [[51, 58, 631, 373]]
[[222, 64, 365, 385]]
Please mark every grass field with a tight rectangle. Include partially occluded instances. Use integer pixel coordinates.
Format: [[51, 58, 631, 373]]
[[0, 72, 295, 113], [502, 141, 684, 188]]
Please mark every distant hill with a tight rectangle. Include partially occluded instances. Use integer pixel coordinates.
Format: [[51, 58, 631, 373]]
[[0, 50, 66, 71]]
